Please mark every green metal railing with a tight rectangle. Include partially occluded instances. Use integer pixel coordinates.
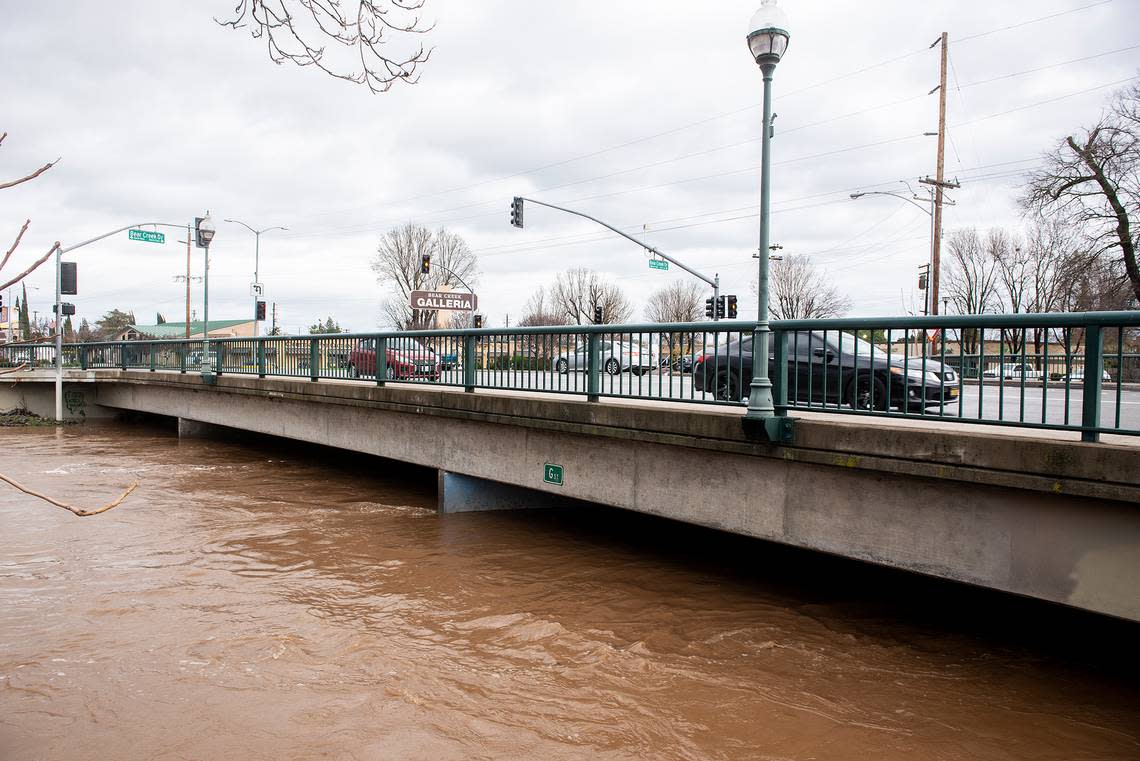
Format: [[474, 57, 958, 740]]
[[3, 311, 1137, 442]]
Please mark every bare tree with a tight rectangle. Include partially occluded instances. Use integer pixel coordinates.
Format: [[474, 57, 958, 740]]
[[371, 223, 476, 329], [549, 267, 632, 325], [1022, 80, 1140, 302], [219, 0, 434, 94], [944, 228, 1000, 356], [988, 228, 1029, 354], [645, 280, 706, 361], [645, 280, 704, 323], [1023, 216, 1090, 356], [758, 255, 850, 320], [517, 286, 569, 328], [1, 133, 61, 295]]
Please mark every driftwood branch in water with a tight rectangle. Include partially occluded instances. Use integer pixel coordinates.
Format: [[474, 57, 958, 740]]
[[0, 363, 29, 375], [0, 472, 139, 516]]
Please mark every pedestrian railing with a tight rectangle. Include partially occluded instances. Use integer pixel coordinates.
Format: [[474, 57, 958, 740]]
[[2, 311, 1137, 441]]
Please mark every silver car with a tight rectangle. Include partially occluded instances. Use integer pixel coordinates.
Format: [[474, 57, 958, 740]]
[[554, 341, 659, 375]]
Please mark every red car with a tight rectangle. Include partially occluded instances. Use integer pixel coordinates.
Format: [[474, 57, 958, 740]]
[[348, 337, 440, 380]]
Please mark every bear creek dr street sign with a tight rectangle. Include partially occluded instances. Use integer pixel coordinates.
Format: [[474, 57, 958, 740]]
[[128, 229, 165, 244], [648, 259, 669, 270], [409, 290, 477, 311]]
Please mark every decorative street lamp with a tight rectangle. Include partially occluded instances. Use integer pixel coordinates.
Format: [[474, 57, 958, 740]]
[[743, 0, 792, 443], [225, 219, 287, 337], [196, 213, 216, 379]]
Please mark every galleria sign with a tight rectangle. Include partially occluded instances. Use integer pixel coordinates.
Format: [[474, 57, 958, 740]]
[[409, 290, 477, 311]]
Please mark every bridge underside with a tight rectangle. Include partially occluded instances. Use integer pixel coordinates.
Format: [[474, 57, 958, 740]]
[[5, 371, 1139, 622]]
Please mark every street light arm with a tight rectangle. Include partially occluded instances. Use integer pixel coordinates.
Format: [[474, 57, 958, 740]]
[[225, 219, 289, 235], [520, 197, 717, 289], [431, 262, 475, 295]]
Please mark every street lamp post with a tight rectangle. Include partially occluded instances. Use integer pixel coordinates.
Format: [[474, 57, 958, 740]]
[[225, 219, 287, 336], [196, 214, 216, 378], [743, 0, 792, 442]]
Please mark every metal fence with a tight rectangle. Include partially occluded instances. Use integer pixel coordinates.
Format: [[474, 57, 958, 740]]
[[3, 311, 1137, 441]]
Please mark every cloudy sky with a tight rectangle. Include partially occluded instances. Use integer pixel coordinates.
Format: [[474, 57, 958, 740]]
[[3, 0, 1137, 333]]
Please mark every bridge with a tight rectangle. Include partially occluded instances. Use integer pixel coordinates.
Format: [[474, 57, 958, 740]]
[[3, 312, 1139, 622]]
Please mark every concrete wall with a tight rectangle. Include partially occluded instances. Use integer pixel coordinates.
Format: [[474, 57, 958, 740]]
[[0, 375, 115, 421], [9, 371, 1139, 622]]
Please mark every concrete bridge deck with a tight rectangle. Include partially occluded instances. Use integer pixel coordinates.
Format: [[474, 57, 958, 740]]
[[3, 369, 1139, 622]]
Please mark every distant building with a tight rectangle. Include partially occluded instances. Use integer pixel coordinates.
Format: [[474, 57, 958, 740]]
[[117, 320, 254, 341]]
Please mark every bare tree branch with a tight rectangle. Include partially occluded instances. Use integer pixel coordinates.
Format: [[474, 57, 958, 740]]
[[756, 255, 850, 319], [1, 219, 30, 274], [0, 157, 59, 191], [0, 241, 61, 292], [218, 0, 434, 94], [0, 471, 138, 517]]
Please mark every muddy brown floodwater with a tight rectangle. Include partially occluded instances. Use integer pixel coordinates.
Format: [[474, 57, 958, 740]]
[[1, 422, 1138, 761]]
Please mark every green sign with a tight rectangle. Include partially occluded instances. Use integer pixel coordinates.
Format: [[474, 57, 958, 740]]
[[128, 229, 165, 244], [543, 463, 564, 486], [648, 259, 669, 271]]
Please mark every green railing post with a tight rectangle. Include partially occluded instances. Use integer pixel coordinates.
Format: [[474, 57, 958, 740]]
[[376, 337, 387, 386], [309, 338, 319, 382], [79, 346, 88, 371], [120, 342, 128, 371], [1081, 325, 1103, 443], [149, 342, 156, 372], [587, 332, 600, 402], [179, 345, 187, 374], [772, 328, 789, 416], [463, 334, 476, 392], [257, 339, 266, 379]]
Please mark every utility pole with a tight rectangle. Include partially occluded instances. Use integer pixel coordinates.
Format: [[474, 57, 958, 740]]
[[271, 302, 278, 335], [185, 224, 191, 338], [920, 31, 960, 316]]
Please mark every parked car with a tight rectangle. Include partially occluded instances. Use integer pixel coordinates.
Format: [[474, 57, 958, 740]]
[[554, 340, 660, 375], [1059, 369, 1112, 383], [669, 353, 699, 373], [693, 331, 960, 410], [981, 362, 1043, 381], [440, 351, 459, 370], [348, 337, 440, 380]]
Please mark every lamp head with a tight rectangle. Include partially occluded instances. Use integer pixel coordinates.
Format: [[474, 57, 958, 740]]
[[197, 213, 216, 246], [747, 0, 790, 67]]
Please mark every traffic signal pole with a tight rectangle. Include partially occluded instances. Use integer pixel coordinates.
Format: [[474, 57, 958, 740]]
[[512, 197, 721, 319]]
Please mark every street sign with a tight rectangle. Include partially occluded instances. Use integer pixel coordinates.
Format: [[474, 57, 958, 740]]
[[250, 282, 264, 297], [128, 229, 165, 244], [410, 290, 477, 312], [543, 463, 564, 486], [649, 259, 669, 271]]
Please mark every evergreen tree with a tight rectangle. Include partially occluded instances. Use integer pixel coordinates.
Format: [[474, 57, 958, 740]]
[[77, 318, 92, 342], [63, 315, 75, 341], [19, 284, 31, 338]]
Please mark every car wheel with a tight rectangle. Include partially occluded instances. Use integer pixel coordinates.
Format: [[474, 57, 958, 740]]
[[348, 364, 359, 379], [848, 374, 887, 411], [555, 359, 568, 374], [713, 370, 740, 403], [631, 366, 645, 376], [605, 358, 621, 375], [385, 365, 396, 380]]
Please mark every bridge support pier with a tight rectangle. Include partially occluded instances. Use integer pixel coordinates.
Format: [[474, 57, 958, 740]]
[[438, 471, 573, 514], [178, 417, 233, 439]]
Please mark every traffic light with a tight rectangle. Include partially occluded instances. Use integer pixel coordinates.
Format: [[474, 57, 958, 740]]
[[705, 298, 714, 318], [593, 305, 604, 324], [421, 254, 431, 275], [715, 297, 726, 319], [255, 300, 267, 321], [53, 303, 76, 316], [510, 197, 524, 228], [918, 273, 928, 290], [472, 314, 484, 329], [726, 294, 738, 319], [61, 262, 77, 295]]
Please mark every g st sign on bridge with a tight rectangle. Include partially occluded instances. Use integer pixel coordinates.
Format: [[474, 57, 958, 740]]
[[410, 290, 477, 312]]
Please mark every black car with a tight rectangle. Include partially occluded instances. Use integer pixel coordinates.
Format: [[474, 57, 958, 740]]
[[693, 330, 960, 410]]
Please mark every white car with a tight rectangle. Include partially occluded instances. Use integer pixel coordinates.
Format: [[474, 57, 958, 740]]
[[555, 340, 660, 375], [1059, 369, 1112, 383], [982, 362, 1042, 380]]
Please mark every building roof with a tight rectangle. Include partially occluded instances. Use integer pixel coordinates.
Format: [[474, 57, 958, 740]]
[[128, 320, 251, 338]]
